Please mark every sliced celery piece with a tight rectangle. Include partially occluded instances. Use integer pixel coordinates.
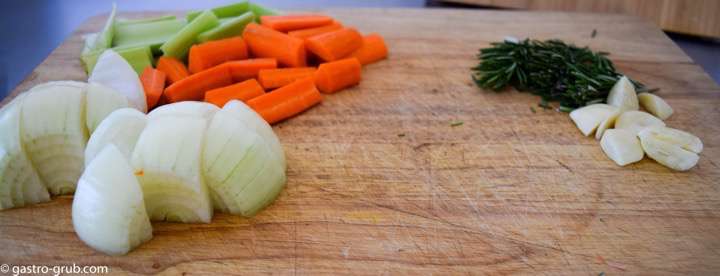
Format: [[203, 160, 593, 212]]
[[81, 46, 153, 75], [249, 2, 279, 21], [116, 15, 177, 25], [90, 3, 117, 51], [160, 10, 218, 59], [196, 12, 254, 42], [81, 33, 99, 55], [118, 46, 154, 74], [187, 1, 249, 22], [114, 18, 186, 54]]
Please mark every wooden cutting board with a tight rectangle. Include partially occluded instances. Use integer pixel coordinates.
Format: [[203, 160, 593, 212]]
[[2, 8, 719, 275]]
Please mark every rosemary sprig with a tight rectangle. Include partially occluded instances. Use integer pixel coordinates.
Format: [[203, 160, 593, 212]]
[[471, 39, 646, 109]]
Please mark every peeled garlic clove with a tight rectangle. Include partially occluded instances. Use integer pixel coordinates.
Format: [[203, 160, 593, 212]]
[[21, 82, 88, 195], [639, 134, 699, 171], [85, 83, 130, 134], [85, 108, 147, 166], [638, 93, 673, 120], [615, 110, 665, 136], [595, 109, 622, 140], [569, 104, 618, 136], [607, 76, 639, 111], [639, 126, 702, 154], [73, 144, 152, 256], [146, 101, 219, 122], [600, 129, 644, 166]]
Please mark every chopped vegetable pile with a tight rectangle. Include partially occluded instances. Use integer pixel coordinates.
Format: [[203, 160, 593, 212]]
[[0, 1, 389, 256], [81, 1, 389, 124]]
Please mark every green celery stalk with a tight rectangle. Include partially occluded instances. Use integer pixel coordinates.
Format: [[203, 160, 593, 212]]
[[89, 3, 117, 51], [196, 12, 255, 42], [118, 46, 154, 74], [186, 1, 250, 22], [116, 15, 177, 25], [160, 10, 219, 59], [81, 46, 153, 74], [249, 2, 279, 21], [113, 18, 186, 54]]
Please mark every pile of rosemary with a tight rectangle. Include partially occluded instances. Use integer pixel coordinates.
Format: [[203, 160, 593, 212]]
[[471, 39, 648, 110]]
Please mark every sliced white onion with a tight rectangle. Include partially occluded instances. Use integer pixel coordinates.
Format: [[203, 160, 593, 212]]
[[21, 82, 88, 195], [0, 95, 50, 209], [203, 108, 286, 216], [85, 108, 147, 166], [88, 50, 147, 113], [222, 100, 286, 168], [85, 82, 131, 134], [146, 101, 219, 122], [131, 116, 212, 223], [72, 144, 152, 256]]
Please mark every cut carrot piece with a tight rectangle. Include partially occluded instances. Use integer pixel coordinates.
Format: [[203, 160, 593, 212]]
[[224, 58, 278, 82], [140, 66, 167, 109], [188, 36, 248, 74], [164, 64, 233, 102], [258, 67, 316, 89], [247, 77, 322, 124], [349, 33, 388, 65], [315, 58, 362, 94], [204, 78, 265, 107], [288, 22, 343, 40], [305, 27, 363, 62], [156, 56, 190, 85], [242, 23, 306, 67], [260, 15, 333, 32]]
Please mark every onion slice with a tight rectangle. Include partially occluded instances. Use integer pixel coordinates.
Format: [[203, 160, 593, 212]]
[[203, 108, 286, 216], [85, 108, 147, 166], [0, 95, 49, 209], [146, 101, 218, 122], [89, 50, 147, 113], [222, 100, 286, 168], [131, 116, 213, 223], [21, 82, 88, 195], [73, 144, 152, 255], [85, 82, 131, 134]]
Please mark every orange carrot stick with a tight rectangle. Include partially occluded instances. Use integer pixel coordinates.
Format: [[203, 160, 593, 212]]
[[349, 33, 388, 65], [247, 77, 322, 124], [223, 58, 278, 82], [243, 23, 306, 67], [258, 67, 316, 89], [288, 22, 343, 39], [314, 58, 362, 94], [156, 56, 190, 85], [204, 78, 265, 107], [140, 66, 167, 109], [164, 64, 233, 102], [260, 15, 334, 32], [188, 36, 248, 74], [305, 27, 363, 62]]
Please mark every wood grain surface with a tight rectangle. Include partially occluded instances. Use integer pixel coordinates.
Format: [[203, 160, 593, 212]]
[[1, 8, 720, 275]]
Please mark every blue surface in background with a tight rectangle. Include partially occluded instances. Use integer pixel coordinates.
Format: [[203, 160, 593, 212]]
[[1, 0, 717, 98]]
